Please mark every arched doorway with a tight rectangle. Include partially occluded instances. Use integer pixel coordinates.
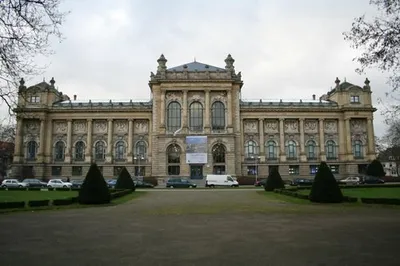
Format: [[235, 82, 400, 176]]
[[212, 143, 226, 174]]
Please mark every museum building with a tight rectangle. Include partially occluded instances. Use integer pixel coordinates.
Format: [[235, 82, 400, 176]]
[[12, 54, 377, 180]]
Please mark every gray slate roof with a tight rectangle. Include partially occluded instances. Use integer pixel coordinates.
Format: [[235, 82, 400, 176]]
[[167, 61, 225, 72]]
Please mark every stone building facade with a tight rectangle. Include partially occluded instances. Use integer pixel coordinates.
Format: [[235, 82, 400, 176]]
[[12, 54, 377, 180]]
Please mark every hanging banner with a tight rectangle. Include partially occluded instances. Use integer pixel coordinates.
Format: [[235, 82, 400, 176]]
[[186, 136, 207, 164]]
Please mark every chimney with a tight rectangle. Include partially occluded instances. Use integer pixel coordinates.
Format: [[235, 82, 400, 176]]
[[73, 95, 77, 100], [312, 94, 316, 100]]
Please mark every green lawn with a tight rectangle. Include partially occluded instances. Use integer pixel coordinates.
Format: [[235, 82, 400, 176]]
[[0, 191, 78, 202], [297, 187, 400, 198]]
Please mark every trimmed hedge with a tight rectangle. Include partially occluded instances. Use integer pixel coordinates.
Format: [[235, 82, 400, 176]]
[[47, 187, 54, 191], [53, 198, 74, 206], [343, 196, 358, 203], [6, 187, 28, 191], [71, 197, 78, 203], [115, 167, 135, 190], [0, 201, 25, 209], [79, 163, 111, 205], [28, 199, 50, 207], [55, 187, 72, 191], [110, 189, 132, 200], [309, 162, 343, 203], [264, 169, 285, 191], [361, 197, 400, 205], [28, 187, 42, 191]]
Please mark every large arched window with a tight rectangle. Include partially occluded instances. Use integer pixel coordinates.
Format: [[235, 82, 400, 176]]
[[54, 141, 65, 161], [167, 101, 181, 132], [135, 141, 147, 157], [115, 141, 126, 160], [211, 101, 225, 130], [306, 140, 316, 159], [75, 141, 85, 161], [94, 141, 106, 160], [287, 140, 297, 159], [27, 141, 38, 160], [326, 140, 337, 159], [167, 144, 181, 175], [266, 140, 277, 160], [189, 102, 203, 131], [353, 140, 363, 158], [245, 140, 258, 158], [212, 144, 226, 174]]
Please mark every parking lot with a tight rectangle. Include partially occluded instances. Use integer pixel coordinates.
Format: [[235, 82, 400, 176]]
[[0, 190, 399, 266]]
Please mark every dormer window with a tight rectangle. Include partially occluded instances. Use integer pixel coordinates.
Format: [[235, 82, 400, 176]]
[[350, 95, 360, 103], [29, 95, 40, 103]]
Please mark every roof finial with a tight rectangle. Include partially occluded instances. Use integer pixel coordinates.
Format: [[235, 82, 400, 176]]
[[43, 77, 45, 82], [194, 57, 196, 62], [344, 77, 346, 82]]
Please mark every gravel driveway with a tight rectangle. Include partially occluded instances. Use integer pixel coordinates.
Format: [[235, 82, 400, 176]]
[[0, 190, 399, 266]]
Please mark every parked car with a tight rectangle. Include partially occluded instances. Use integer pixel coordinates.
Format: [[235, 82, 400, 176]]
[[1, 179, 28, 188], [47, 179, 72, 188], [166, 178, 197, 188], [71, 179, 84, 189], [134, 180, 154, 188], [254, 179, 267, 187], [360, 175, 385, 184], [107, 179, 117, 189], [290, 178, 313, 186], [338, 176, 361, 185], [22, 178, 47, 188]]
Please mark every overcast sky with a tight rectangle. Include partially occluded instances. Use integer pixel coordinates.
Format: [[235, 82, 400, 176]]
[[1, 0, 392, 137]]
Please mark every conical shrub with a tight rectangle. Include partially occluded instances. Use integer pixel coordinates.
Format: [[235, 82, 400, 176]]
[[264, 168, 285, 191], [366, 159, 385, 177], [78, 163, 111, 204], [309, 162, 343, 203], [115, 167, 135, 191]]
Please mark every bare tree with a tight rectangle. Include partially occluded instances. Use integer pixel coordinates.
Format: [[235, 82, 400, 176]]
[[0, 0, 68, 113], [0, 121, 15, 143]]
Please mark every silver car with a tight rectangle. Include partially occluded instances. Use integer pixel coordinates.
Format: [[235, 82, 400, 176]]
[[1, 179, 28, 188]]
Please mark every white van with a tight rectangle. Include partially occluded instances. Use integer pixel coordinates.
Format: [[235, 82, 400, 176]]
[[205, 174, 239, 187]]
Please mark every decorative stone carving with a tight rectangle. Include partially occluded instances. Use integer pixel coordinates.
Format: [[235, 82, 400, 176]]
[[93, 120, 107, 134], [188, 93, 204, 104], [324, 120, 337, 133], [351, 133, 367, 143], [53, 121, 67, 134], [304, 120, 318, 133], [351, 119, 366, 132], [244, 120, 258, 133], [284, 120, 298, 133], [134, 120, 148, 133], [264, 120, 278, 133], [73, 120, 86, 133], [24, 121, 39, 133], [165, 91, 181, 102], [211, 91, 227, 104], [114, 120, 128, 133]]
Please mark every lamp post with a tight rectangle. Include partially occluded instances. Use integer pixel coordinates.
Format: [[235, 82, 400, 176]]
[[252, 155, 261, 183], [134, 154, 144, 181]]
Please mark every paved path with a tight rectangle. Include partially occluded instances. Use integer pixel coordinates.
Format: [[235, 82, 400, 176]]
[[0, 190, 399, 266]]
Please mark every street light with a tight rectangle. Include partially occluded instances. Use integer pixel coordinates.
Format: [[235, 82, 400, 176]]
[[251, 155, 261, 183], [134, 154, 145, 180]]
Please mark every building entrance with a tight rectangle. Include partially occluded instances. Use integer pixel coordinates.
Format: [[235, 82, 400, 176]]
[[190, 165, 203, 179]]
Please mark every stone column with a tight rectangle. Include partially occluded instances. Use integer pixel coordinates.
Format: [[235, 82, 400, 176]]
[[38, 119, 46, 162], [85, 119, 92, 163], [148, 119, 152, 163], [160, 90, 166, 128], [319, 118, 326, 161], [65, 120, 72, 163], [13, 117, 23, 163], [127, 119, 133, 163], [182, 90, 188, 131], [345, 118, 353, 160], [106, 119, 113, 163], [367, 118, 374, 156], [204, 89, 210, 133], [279, 118, 286, 162], [259, 119, 264, 159], [338, 119, 346, 160], [299, 118, 306, 162], [227, 90, 233, 131]]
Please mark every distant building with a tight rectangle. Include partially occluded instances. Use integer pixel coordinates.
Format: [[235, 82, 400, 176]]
[[12, 54, 377, 180], [378, 147, 400, 177], [0, 141, 14, 179]]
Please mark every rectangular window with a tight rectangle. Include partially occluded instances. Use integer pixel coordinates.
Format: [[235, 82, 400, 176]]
[[29, 95, 40, 103], [167, 165, 180, 175], [114, 166, 123, 177], [247, 166, 257, 176], [330, 165, 339, 174], [289, 165, 299, 175], [72, 166, 82, 176], [135, 166, 145, 177], [213, 165, 226, 174], [350, 95, 360, 103], [310, 165, 319, 175], [51, 166, 62, 176]]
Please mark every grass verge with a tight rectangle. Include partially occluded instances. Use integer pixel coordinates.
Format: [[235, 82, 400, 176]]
[[296, 187, 400, 199]]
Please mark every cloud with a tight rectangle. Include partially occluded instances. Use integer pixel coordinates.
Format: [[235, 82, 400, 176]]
[[0, 0, 392, 138]]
